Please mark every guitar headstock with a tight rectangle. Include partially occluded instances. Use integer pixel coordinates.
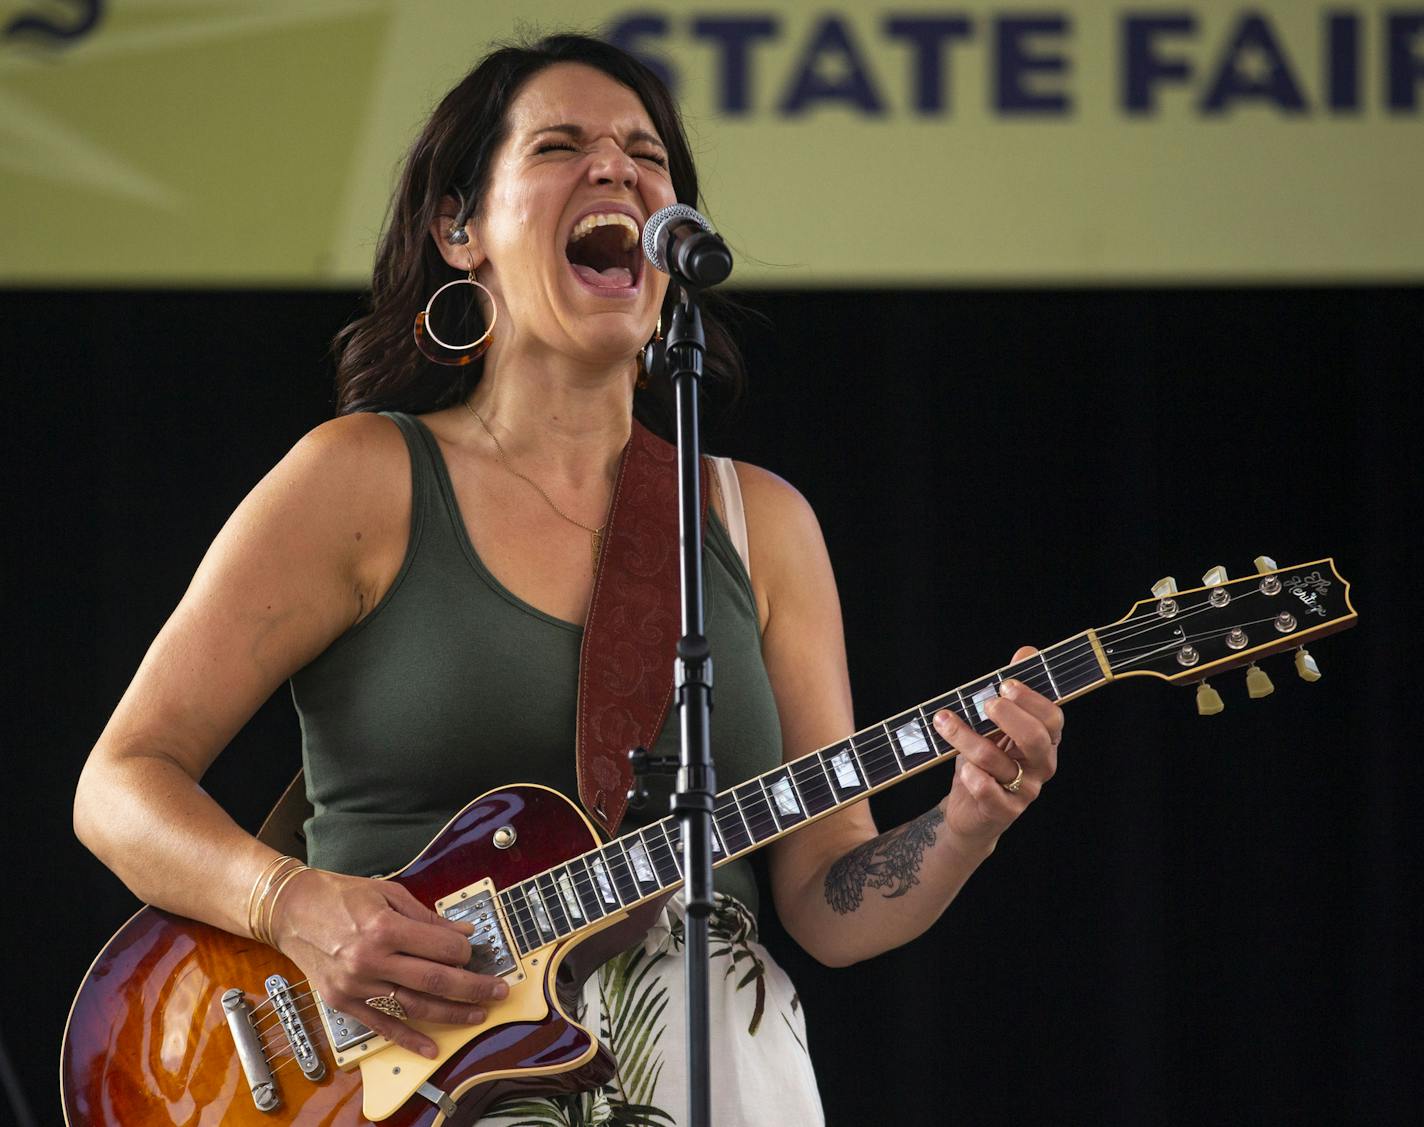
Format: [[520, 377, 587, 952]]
[[1097, 557, 1356, 709]]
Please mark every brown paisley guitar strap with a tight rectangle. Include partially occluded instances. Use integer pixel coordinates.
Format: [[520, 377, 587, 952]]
[[577, 419, 710, 837]]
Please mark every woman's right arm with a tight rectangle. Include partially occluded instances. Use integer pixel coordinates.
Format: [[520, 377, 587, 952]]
[[73, 413, 505, 1059]]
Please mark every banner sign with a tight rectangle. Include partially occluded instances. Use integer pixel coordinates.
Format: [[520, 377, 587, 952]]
[[2, 0, 1421, 285]]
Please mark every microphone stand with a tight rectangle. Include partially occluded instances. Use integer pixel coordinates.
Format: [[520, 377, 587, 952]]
[[649, 283, 715, 1127]]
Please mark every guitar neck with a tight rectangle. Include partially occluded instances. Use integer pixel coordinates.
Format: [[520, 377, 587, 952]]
[[491, 556, 1355, 954], [492, 631, 1112, 954]]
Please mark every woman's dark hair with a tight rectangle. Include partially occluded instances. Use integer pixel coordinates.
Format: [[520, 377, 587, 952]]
[[331, 33, 744, 434]]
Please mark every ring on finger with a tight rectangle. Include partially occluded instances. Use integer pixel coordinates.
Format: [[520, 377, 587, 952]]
[[1000, 760, 1025, 794], [365, 990, 408, 1021]]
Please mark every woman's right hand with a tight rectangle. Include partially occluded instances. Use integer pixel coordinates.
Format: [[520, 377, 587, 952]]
[[270, 868, 510, 1059]]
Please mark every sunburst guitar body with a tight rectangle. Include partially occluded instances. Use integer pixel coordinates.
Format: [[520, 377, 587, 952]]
[[62, 785, 670, 1125]]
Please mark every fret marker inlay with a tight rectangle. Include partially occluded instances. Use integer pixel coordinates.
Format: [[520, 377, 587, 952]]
[[770, 776, 800, 817], [590, 857, 617, 904], [830, 749, 860, 788], [556, 873, 583, 920], [895, 719, 930, 757], [528, 890, 553, 935], [969, 682, 999, 723], [628, 842, 655, 884]]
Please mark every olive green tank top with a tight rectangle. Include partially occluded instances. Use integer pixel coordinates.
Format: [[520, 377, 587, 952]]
[[290, 412, 781, 917]]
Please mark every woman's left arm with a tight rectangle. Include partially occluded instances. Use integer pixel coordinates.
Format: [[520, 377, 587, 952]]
[[739, 464, 1064, 968]]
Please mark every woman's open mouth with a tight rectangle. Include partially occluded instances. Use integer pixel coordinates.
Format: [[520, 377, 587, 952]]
[[565, 212, 642, 293]]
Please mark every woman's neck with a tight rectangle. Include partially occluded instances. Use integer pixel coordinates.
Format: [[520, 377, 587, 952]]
[[465, 347, 635, 489]]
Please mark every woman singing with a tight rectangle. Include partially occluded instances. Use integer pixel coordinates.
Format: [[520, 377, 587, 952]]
[[73, 34, 1063, 1124]]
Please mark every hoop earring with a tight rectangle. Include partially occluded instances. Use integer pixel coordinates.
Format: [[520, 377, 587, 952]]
[[636, 315, 663, 390], [414, 227, 497, 366]]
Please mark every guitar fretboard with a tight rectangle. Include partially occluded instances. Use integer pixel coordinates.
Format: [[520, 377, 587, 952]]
[[494, 633, 1107, 954]]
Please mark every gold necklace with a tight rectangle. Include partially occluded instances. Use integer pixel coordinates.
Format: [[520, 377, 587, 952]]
[[463, 399, 606, 574]]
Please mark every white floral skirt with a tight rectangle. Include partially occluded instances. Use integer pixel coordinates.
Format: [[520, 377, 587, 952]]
[[483, 893, 824, 1126]]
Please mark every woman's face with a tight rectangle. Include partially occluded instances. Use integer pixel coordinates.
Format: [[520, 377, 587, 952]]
[[439, 62, 679, 371]]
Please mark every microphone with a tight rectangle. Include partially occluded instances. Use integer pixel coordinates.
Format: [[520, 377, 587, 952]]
[[642, 204, 733, 289]]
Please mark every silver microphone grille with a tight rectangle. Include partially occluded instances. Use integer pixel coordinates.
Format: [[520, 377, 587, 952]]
[[642, 204, 714, 272]]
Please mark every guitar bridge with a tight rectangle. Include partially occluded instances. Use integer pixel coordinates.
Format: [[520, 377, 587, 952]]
[[221, 978, 328, 1112], [265, 975, 325, 1081]]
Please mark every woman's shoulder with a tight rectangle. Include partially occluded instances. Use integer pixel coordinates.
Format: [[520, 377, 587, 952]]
[[726, 460, 819, 536], [723, 460, 831, 614], [260, 413, 415, 621], [250, 414, 413, 567], [291, 410, 408, 464], [276, 412, 411, 504]]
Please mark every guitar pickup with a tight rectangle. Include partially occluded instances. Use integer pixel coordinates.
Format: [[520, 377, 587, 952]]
[[317, 998, 378, 1068], [316, 881, 522, 1070], [437, 881, 519, 980]]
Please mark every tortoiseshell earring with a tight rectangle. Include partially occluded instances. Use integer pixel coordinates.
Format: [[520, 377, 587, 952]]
[[414, 225, 497, 366]]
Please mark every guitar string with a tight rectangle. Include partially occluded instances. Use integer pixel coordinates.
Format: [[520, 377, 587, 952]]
[[286, 586, 1306, 981], [1058, 574, 1316, 672], [515, 584, 1304, 927], [486, 591, 1292, 945], [712, 614, 1292, 846], [255, 608, 1269, 1066], [601, 613, 1287, 861], [253, 840, 693, 1060], [249, 615, 1268, 1071], [966, 585, 1269, 695], [251, 580, 1313, 1001], [249, 590, 1317, 1063], [279, 593, 1299, 1030], [921, 582, 1298, 717], [277, 600, 1295, 1036]]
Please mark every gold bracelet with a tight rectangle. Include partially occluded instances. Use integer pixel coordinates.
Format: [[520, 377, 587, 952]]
[[253, 858, 304, 945], [246, 855, 300, 943], [258, 863, 310, 947], [246, 855, 290, 937]]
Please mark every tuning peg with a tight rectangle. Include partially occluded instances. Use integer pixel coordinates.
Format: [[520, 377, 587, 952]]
[[1152, 576, 1178, 598], [1253, 555, 1278, 574], [1196, 680, 1224, 716], [1202, 565, 1228, 587], [1246, 663, 1275, 699], [1295, 647, 1321, 682]]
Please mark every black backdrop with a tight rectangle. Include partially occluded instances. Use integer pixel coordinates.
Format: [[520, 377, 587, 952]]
[[3, 286, 1419, 1125]]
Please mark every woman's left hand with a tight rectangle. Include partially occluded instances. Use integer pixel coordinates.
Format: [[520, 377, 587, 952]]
[[932, 645, 1064, 852]]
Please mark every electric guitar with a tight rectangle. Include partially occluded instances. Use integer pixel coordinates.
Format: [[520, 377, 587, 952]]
[[61, 557, 1357, 1125]]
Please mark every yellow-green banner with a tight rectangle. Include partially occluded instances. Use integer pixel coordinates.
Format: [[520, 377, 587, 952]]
[[2, 0, 1421, 285]]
